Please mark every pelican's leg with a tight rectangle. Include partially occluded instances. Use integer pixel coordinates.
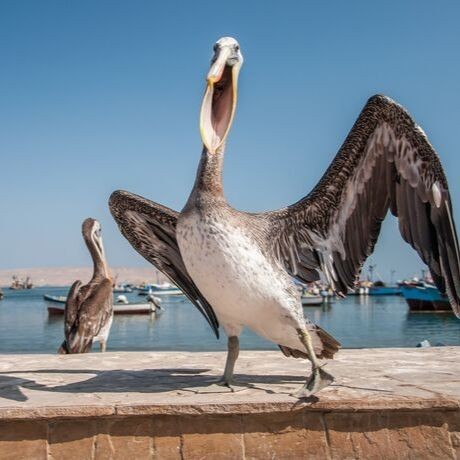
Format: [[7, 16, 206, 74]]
[[295, 328, 334, 398], [100, 341, 107, 353], [217, 336, 239, 388]]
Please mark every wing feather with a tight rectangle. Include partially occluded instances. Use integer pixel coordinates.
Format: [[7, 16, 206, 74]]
[[65, 278, 113, 353], [109, 190, 219, 336], [265, 95, 460, 316]]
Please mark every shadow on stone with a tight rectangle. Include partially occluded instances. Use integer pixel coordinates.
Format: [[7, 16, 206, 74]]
[[0, 368, 306, 398], [0, 375, 37, 402]]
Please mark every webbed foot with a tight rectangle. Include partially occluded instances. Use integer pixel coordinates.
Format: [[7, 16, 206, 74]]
[[213, 377, 246, 392], [294, 367, 334, 398]]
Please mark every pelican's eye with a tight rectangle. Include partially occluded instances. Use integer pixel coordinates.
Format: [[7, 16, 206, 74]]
[[234, 45, 239, 52]]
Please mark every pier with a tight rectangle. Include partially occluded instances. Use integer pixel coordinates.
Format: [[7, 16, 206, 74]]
[[0, 347, 459, 459]]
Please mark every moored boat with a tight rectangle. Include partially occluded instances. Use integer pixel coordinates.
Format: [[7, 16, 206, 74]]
[[113, 284, 133, 293], [138, 283, 183, 296], [400, 283, 451, 313], [43, 295, 67, 303], [369, 282, 401, 296], [301, 294, 324, 306], [47, 301, 158, 315]]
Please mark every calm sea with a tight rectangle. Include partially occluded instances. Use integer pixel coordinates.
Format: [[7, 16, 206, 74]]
[[0, 286, 459, 353]]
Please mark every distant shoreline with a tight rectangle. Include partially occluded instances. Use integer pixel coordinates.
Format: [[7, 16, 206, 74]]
[[0, 266, 167, 287]]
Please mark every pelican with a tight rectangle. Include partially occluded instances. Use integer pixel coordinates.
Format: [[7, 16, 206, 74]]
[[109, 37, 460, 397], [58, 218, 113, 354]]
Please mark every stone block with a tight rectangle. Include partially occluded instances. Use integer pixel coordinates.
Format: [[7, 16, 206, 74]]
[[101, 417, 153, 460], [0, 420, 47, 460], [152, 416, 182, 459], [48, 419, 97, 460], [181, 415, 243, 459], [243, 411, 328, 459], [325, 410, 454, 460], [446, 411, 460, 458]]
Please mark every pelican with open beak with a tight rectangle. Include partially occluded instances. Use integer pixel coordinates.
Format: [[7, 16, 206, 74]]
[[200, 37, 243, 154], [110, 36, 460, 398]]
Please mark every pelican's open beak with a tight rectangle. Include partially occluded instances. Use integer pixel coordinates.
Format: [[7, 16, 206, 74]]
[[200, 40, 242, 153]]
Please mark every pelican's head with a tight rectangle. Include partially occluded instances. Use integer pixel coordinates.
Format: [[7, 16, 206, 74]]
[[82, 218, 105, 261], [200, 37, 243, 153]]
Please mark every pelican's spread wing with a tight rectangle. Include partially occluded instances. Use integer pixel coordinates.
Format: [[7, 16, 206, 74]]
[[109, 190, 219, 336], [267, 95, 460, 316]]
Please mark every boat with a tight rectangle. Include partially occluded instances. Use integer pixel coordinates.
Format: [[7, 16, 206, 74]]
[[47, 301, 159, 315], [368, 281, 401, 296], [113, 285, 133, 293], [400, 282, 451, 313], [9, 276, 33, 290], [43, 295, 67, 303], [138, 283, 183, 296], [348, 280, 371, 295], [301, 294, 324, 306]]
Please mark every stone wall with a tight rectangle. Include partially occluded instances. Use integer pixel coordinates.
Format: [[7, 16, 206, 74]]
[[0, 409, 459, 459], [0, 348, 459, 459]]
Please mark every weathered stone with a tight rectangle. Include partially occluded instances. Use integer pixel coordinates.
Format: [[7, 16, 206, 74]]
[[96, 417, 152, 460], [0, 420, 47, 460], [325, 411, 454, 460], [181, 415, 243, 459], [243, 411, 327, 459], [0, 348, 459, 419], [48, 419, 97, 460], [152, 416, 182, 459], [0, 350, 458, 459], [446, 411, 460, 458]]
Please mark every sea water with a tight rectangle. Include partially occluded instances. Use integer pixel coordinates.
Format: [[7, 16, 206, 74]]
[[0, 286, 459, 353]]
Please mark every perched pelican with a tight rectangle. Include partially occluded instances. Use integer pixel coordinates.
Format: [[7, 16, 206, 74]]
[[58, 218, 113, 354], [109, 37, 460, 396]]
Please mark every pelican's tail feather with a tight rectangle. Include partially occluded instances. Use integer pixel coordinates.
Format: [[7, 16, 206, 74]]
[[278, 325, 341, 360]]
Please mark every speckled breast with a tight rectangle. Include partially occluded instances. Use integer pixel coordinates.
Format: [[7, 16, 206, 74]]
[[176, 210, 295, 333]]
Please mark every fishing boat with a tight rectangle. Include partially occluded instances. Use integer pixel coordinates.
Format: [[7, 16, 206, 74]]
[[138, 283, 183, 296], [43, 295, 67, 303], [368, 281, 401, 296], [301, 294, 324, 306], [113, 284, 133, 293], [47, 302, 159, 315], [400, 282, 451, 313], [45, 294, 161, 315], [348, 280, 371, 295], [9, 276, 33, 290]]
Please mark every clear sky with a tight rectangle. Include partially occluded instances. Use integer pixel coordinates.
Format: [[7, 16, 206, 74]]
[[1, 1, 459, 283]]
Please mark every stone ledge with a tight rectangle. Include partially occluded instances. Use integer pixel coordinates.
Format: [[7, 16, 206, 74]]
[[0, 348, 459, 459], [0, 348, 459, 419]]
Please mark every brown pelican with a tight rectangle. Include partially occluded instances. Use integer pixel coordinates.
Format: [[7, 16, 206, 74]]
[[58, 218, 113, 354], [109, 37, 460, 397]]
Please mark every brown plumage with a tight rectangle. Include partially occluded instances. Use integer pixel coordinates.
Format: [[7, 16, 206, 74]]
[[58, 218, 113, 354], [266, 95, 460, 316]]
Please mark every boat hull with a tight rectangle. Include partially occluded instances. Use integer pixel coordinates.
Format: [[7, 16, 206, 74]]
[[400, 285, 451, 313], [43, 295, 67, 303], [301, 295, 324, 306], [47, 303, 156, 315], [369, 286, 401, 296]]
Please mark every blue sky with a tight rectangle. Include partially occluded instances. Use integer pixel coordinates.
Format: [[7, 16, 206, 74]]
[[0, 1, 459, 282]]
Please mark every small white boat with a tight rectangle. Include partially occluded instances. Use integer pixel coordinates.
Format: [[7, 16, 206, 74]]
[[43, 295, 67, 304], [113, 285, 133, 293], [301, 294, 324, 306], [47, 300, 159, 315], [138, 284, 183, 296]]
